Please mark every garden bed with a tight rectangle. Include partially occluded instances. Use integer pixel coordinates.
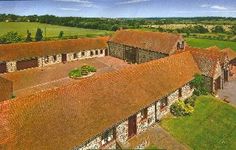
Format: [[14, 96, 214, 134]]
[[69, 65, 96, 79]]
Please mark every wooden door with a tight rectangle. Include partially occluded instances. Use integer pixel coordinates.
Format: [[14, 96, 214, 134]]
[[214, 76, 221, 91], [0, 62, 7, 73], [16, 58, 38, 70], [105, 49, 108, 56], [224, 70, 228, 82], [128, 115, 137, 138], [62, 54, 67, 62]]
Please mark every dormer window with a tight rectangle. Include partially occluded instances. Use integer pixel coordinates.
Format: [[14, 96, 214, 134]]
[[177, 42, 181, 50]]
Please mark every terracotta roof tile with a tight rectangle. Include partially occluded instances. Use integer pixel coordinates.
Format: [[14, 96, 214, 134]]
[[0, 51, 200, 149], [0, 37, 109, 61], [222, 48, 236, 61], [186, 46, 219, 78], [109, 30, 183, 55]]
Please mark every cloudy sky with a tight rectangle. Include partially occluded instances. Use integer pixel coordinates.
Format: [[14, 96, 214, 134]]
[[0, 0, 235, 17]]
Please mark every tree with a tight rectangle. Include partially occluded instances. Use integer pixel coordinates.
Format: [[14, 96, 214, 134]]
[[35, 28, 43, 41], [25, 30, 32, 42], [212, 25, 225, 33], [58, 31, 64, 39], [231, 25, 236, 34], [190, 74, 208, 96], [0, 31, 22, 44]]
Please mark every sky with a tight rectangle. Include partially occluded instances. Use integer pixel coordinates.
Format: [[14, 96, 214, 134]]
[[0, 0, 235, 18]]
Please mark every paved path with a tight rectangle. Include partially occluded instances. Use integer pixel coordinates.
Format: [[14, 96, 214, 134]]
[[123, 124, 190, 150], [218, 79, 236, 106]]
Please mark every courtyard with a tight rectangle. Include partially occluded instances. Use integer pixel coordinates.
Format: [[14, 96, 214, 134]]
[[218, 79, 236, 106], [0, 56, 129, 98]]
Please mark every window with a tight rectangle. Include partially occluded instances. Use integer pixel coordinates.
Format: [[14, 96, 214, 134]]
[[141, 108, 148, 120], [160, 98, 168, 110], [53, 55, 57, 61], [44, 56, 49, 63], [177, 42, 181, 50], [95, 50, 98, 55], [179, 88, 182, 98], [100, 49, 104, 54], [101, 129, 114, 146], [90, 51, 94, 56], [81, 51, 85, 57], [73, 53, 78, 59]]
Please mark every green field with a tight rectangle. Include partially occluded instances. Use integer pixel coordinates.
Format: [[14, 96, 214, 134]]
[[186, 38, 236, 51], [0, 22, 112, 38], [161, 96, 236, 150]]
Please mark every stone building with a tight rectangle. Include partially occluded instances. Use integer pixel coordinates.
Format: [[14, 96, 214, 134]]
[[0, 76, 13, 101], [0, 37, 108, 73], [0, 51, 200, 149], [187, 46, 228, 93], [222, 48, 236, 79], [108, 30, 185, 64]]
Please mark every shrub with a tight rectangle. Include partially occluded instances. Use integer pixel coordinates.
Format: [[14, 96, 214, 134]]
[[88, 66, 97, 72], [69, 65, 96, 78], [190, 74, 209, 96], [170, 100, 194, 116], [69, 68, 82, 78], [185, 95, 197, 107]]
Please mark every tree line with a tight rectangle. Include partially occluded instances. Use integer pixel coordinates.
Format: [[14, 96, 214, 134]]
[[0, 28, 65, 44], [1, 14, 235, 31]]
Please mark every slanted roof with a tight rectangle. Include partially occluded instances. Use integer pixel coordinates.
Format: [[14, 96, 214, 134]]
[[0, 51, 200, 149], [206, 46, 228, 65], [0, 37, 109, 61], [186, 46, 219, 78], [109, 30, 183, 55], [222, 48, 236, 61]]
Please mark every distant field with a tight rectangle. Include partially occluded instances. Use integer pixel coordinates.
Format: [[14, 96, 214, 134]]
[[186, 38, 236, 51], [144, 24, 232, 32], [0, 22, 112, 38], [161, 96, 236, 150]]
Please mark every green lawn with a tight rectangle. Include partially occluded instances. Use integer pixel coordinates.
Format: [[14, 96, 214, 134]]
[[161, 96, 236, 150], [0, 22, 112, 38], [186, 38, 236, 51]]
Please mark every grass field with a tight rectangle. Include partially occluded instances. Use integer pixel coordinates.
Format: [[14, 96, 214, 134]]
[[0, 22, 112, 38], [186, 38, 236, 51], [161, 96, 236, 150]]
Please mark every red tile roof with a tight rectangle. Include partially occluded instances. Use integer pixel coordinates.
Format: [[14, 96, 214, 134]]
[[0, 37, 109, 62], [0, 51, 199, 149], [186, 46, 220, 78], [222, 48, 236, 61], [109, 30, 183, 55]]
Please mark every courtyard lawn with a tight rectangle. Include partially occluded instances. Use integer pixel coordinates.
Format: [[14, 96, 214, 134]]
[[0, 22, 112, 38], [186, 38, 236, 51], [161, 95, 236, 150]]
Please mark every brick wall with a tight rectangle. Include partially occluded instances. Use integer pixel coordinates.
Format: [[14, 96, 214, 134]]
[[0, 77, 13, 102]]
